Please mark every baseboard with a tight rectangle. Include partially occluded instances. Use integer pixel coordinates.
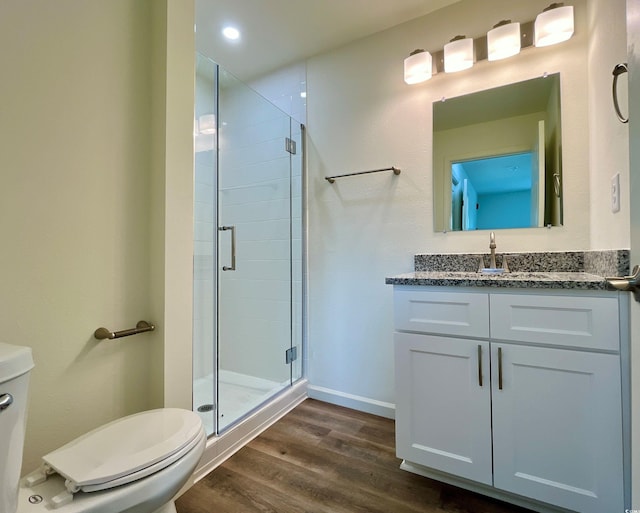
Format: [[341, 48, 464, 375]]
[[307, 384, 395, 419], [180, 379, 308, 492]]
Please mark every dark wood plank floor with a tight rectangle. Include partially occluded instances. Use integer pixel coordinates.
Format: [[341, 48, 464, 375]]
[[176, 399, 534, 513]]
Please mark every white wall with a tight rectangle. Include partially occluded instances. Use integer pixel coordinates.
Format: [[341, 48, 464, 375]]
[[587, 0, 630, 249], [305, 0, 593, 414]]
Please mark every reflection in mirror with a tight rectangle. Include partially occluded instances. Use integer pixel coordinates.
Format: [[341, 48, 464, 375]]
[[433, 73, 563, 232], [452, 152, 537, 230]]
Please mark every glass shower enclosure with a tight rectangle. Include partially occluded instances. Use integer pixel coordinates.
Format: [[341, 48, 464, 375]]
[[193, 55, 303, 435]]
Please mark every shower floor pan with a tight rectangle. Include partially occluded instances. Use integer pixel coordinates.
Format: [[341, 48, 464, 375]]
[[194, 370, 288, 434]]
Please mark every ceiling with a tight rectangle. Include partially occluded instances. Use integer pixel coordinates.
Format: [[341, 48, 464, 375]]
[[195, 0, 461, 81]]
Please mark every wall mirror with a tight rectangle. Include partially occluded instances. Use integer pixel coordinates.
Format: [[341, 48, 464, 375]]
[[433, 73, 563, 232]]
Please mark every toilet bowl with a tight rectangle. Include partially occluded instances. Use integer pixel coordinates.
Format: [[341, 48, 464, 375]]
[[0, 342, 206, 513]]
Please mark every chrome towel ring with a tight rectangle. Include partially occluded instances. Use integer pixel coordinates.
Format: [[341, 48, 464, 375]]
[[612, 63, 629, 124]]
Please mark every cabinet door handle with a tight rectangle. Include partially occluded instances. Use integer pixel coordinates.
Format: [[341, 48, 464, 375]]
[[498, 347, 503, 390], [477, 345, 483, 387]]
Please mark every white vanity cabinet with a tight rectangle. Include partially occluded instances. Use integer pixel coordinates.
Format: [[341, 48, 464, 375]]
[[393, 287, 625, 513], [394, 289, 493, 484]]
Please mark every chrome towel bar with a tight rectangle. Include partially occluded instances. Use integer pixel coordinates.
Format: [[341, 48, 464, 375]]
[[325, 166, 401, 184], [94, 320, 155, 340]]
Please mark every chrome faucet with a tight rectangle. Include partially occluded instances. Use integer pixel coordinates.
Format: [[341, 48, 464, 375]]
[[489, 232, 497, 269], [478, 232, 509, 273]]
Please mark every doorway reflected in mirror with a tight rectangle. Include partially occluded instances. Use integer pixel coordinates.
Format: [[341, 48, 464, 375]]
[[451, 151, 545, 230]]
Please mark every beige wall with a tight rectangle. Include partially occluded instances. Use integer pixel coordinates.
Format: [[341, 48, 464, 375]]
[[0, 0, 194, 474], [155, 0, 196, 411]]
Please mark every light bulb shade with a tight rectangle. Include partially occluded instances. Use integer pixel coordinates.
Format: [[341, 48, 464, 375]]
[[444, 37, 474, 73], [487, 22, 521, 61], [404, 50, 432, 84], [198, 114, 216, 134], [535, 5, 574, 47]]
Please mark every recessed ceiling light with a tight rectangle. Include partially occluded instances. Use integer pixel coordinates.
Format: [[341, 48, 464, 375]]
[[222, 26, 240, 40]]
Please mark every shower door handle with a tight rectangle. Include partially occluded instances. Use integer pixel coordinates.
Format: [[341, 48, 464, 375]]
[[219, 225, 236, 271]]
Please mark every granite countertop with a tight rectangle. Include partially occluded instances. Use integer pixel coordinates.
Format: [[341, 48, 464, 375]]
[[385, 271, 611, 290], [385, 250, 629, 291]]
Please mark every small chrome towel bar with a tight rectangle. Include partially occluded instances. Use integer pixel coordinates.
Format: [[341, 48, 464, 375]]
[[94, 320, 155, 340], [325, 166, 401, 184]]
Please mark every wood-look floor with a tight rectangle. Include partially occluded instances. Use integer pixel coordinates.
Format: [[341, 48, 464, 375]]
[[176, 399, 534, 513]]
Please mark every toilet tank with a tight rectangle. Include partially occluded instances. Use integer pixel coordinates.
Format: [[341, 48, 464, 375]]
[[0, 343, 34, 513]]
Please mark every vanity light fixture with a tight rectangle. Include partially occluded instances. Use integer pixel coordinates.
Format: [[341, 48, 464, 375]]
[[198, 114, 216, 134], [535, 3, 574, 47], [444, 36, 474, 73], [403, 3, 575, 84], [404, 49, 433, 84], [487, 20, 521, 61]]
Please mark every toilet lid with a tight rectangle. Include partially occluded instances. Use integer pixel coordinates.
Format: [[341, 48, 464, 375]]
[[42, 408, 203, 492]]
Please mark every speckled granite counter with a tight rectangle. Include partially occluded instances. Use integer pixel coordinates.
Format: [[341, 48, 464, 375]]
[[386, 250, 629, 290], [385, 271, 611, 289]]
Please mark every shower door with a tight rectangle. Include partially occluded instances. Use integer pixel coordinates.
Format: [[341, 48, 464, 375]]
[[215, 69, 298, 432], [194, 56, 303, 436]]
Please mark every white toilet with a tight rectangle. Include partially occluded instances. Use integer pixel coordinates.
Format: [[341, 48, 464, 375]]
[[0, 342, 206, 513]]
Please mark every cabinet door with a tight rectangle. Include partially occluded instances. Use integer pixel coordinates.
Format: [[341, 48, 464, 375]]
[[394, 332, 492, 485], [491, 344, 624, 513]]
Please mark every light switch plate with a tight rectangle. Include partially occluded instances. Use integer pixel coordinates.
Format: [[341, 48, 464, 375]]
[[611, 173, 621, 213]]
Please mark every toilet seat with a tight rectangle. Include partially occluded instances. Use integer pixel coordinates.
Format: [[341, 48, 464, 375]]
[[50, 425, 202, 493], [28, 408, 202, 501]]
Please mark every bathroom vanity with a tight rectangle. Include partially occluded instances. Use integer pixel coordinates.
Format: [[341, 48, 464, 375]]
[[386, 251, 630, 513]]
